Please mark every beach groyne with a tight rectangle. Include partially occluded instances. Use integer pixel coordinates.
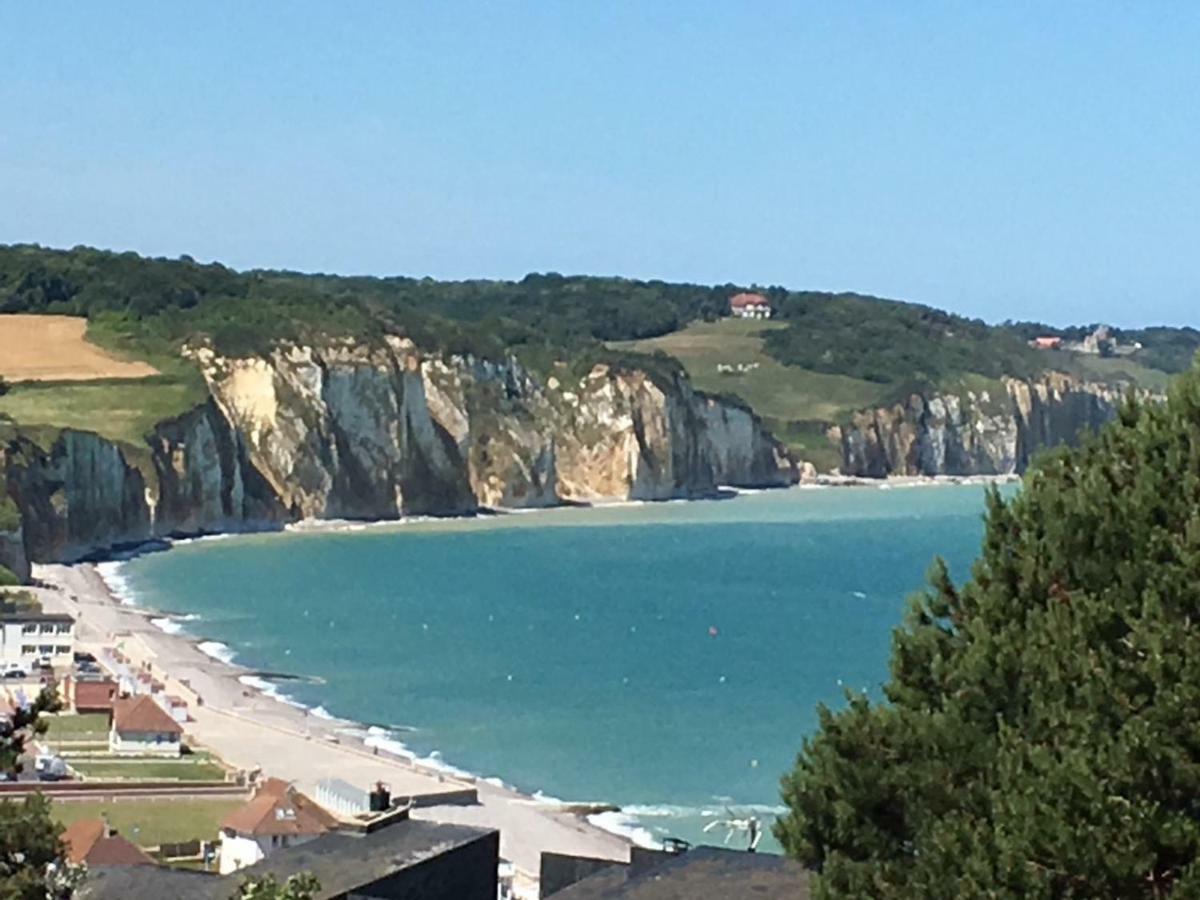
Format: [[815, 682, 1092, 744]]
[[832, 372, 1146, 477], [1, 338, 797, 564]]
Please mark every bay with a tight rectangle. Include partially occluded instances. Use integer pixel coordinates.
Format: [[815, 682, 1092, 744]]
[[117, 483, 1002, 850]]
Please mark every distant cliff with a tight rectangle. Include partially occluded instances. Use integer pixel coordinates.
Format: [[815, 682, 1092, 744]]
[[1, 338, 796, 564], [832, 373, 1143, 477]]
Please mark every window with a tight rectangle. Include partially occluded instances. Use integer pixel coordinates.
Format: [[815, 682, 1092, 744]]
[[21, 645, 35, 655], [56, 624, 71, 635], [39, 624, 53, 634], [38, 645, 53, 655], [22, 624, 35, 634], [56, 646, 71, 655]]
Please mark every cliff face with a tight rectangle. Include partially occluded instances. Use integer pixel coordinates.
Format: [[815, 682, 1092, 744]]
[[1, 338, 796, 563], [0, 524, 29, 582], [834, 373, 1138, 477]]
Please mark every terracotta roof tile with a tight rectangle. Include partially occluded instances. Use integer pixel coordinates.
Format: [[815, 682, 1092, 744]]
[[63, 819, 155, 866], [729, 292, 770, 308], [221, 782, 338, 838], [63, 818, 106, 863], [112, 695, 183, 735]]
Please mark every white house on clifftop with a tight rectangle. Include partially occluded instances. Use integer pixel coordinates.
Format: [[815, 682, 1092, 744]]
[[729, 292, 772, 319]]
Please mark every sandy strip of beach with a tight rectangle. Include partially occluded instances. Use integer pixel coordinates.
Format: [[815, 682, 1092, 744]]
[[35, 562, 632, 893]]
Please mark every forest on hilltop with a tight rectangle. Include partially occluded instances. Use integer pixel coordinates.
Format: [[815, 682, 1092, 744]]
[[1, 244, 1196, 391]]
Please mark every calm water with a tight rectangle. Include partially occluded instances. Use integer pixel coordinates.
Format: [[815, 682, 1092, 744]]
[[114, 484, 1000, 850]]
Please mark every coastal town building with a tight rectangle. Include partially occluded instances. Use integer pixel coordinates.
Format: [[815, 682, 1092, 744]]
[[108, 694, 183, 757], [543, 845, 812, 898], [729, 292, 772, 319], [0, 610, 74, 670], [63, 818, 156, 867], [1029, 336, 1063, 350], [64, 674, 118, 714], [218, 777, 338, 874], [316, 777, 374, 816], [79, 816, 500, 900]]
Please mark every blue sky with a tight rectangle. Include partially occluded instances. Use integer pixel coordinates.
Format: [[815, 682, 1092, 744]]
[[1, 3, 1197, 327]]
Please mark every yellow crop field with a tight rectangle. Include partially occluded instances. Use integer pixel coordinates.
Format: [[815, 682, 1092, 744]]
[[0, 314, 159, 382]]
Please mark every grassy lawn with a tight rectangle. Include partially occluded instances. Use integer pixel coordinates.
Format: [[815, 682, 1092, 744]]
[[70, 757, 228, 782], [53, 798, 242, 846], [43, 713, 111, 741], [0, 376, 205, 448], [1053, 352, 1172, 393], [611, 319, 887, 461]]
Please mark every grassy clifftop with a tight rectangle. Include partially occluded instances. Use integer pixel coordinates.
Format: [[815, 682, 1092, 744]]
[[1, 243, 1195, 468]]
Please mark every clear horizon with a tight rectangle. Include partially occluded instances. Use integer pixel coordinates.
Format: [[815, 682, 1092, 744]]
[[2, 4, 1198, 328]]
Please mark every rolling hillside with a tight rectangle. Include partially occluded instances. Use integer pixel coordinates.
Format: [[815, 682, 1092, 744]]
[[1, 243, 1195, 472]]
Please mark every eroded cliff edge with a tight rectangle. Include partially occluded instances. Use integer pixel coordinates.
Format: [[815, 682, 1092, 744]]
[[1, 339, 796, 563], [832, 373, 1143, 477]]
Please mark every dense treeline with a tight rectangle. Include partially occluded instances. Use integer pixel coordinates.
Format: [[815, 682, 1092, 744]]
[[0, 244, 1194, 388], [0, 245, 727, 368], [777, 363, 1200, 897], [763, 291, 1046, 385]]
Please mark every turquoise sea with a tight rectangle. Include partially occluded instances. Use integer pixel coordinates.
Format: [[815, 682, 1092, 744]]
[[111, 484, 1002, 851]]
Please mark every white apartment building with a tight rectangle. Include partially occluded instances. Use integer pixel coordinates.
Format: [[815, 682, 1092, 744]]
[[0, 612, 75, 670]]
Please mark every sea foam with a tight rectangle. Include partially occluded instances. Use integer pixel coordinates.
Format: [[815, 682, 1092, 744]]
[[586, 811, 661, 849], [198, 641, 237, 665], [95, 561, 138, 605]]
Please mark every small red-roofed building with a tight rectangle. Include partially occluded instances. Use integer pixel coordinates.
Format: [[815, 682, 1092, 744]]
[[218, 777, 339, 874], [62, 818, 155, 867], [108, 695, 183, 757], [65, 675, 118, 714], [729, 292, 772, 319]]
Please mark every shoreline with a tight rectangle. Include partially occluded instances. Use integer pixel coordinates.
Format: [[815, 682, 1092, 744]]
[[29, 476, 1017, 876], [88, 558, 662, 843], [34, 561, 638, 894]]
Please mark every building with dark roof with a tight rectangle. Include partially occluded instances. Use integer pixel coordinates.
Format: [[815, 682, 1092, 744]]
[[544, 846, 811, 899], [76, 815, 498, 900]]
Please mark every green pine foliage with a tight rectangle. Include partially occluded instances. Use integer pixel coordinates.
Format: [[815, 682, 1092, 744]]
[[777, 362, 1200, 897], [0, 795, 68, 900]]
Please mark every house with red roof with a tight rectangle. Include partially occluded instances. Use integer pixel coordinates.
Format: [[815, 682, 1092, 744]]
[[62, 818, 156, 867], [218, 777, 339, 874], [108, 695, 183, 757], [729, 292, 772, 320]]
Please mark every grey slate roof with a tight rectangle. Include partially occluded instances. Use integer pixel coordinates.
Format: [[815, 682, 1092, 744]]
[[548, 847, 812, 899], [246, 819, 495, 896], [77, 819, 497, 900], [79, 866, 223, 900]]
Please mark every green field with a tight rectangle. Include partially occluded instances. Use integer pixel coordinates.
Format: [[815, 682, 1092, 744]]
[[69, 756, 227, 782], [0, 376, 204, 449], [612, 319, 887, 468], [613, 319, 1176, 471], [1052, 351, 1173, 393], [43, 713, 110, 741], [53, 797, 243, 846]]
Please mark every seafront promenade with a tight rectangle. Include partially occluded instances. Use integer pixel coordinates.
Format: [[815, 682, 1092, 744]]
[[36, 563, 631, 891]]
